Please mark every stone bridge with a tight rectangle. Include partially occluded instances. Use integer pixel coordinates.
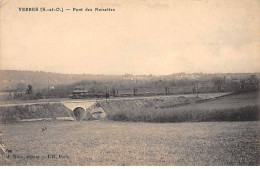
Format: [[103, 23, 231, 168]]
[[61, 101, 107, 121]]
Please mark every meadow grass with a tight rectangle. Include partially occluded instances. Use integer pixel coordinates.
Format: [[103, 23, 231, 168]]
[[1, 120, 259, 165]]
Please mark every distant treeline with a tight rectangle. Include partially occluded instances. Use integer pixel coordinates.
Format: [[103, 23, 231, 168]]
[[0, 70, 259, 100]]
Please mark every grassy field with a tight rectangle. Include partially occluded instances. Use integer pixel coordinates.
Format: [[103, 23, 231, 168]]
[[180, 91, 260, 110], [106, 91, 260, 123], [108, 105, 259, 122], [1, 120, 259, 166]]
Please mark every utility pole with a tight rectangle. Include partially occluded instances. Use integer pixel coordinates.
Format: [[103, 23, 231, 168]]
[[165, 86, 169, 95], [134, 88, 137, 96], [196, 81, 199, 97]]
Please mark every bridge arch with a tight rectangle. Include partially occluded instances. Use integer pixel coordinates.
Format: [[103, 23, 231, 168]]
[[73, 107, 86, 121]]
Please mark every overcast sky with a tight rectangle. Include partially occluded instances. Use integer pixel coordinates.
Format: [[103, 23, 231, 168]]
[[1, 0, 260, 75]]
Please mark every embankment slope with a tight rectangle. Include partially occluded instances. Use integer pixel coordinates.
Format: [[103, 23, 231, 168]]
[[0, 103, 73, 123]]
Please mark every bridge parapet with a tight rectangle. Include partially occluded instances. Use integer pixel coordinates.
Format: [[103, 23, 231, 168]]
[[61, 101, 96, 111]]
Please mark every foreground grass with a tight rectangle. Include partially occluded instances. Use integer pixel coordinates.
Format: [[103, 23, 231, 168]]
[[108, 105, 259, 123], [1, 121, 259, 165]]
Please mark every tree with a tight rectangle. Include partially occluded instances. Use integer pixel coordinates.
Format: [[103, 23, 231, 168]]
[[26, 85, 33, 95], [212, 77, 223, 92], [105, 93, 109, 102]]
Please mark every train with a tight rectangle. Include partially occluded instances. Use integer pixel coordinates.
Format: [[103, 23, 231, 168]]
[[69, 88, 107, 99]]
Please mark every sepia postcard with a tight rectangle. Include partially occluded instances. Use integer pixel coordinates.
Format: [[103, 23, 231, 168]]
[[0, 0, 259, 166]]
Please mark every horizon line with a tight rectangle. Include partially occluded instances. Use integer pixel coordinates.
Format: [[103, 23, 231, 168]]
[[1, 69, 260, 76]]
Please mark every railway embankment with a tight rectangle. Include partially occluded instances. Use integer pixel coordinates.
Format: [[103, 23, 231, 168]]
[[0, 103, 73, 123]]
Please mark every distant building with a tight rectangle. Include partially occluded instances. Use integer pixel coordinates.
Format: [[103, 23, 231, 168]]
[[240, 75, 258, 91]]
